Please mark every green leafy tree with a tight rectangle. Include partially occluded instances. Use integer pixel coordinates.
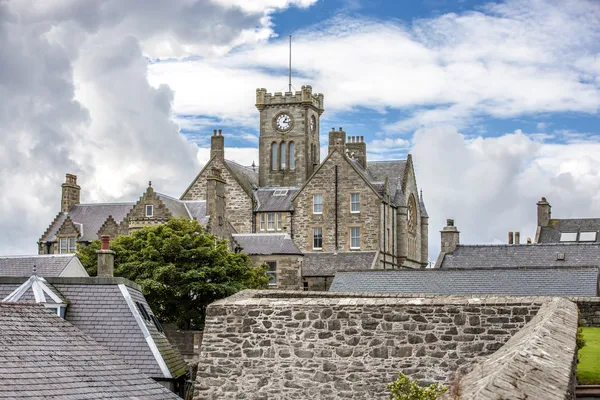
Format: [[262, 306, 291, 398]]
[[77, 218, 270, 329], [388, 373, 448, 400]]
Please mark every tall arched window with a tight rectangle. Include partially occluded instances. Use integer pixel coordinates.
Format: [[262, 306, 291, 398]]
[[280, 141, 287, 169], [289, 142, 295, 169], [271, 142, 278, 170]]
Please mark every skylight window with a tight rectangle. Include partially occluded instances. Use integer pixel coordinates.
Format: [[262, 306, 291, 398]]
[[559, 232, 577, 242], [579, 231, 597, 242], [150, 314, 164, 334], [273, 189, 289, 196]]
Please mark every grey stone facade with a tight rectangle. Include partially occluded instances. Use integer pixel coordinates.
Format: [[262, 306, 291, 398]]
[[194, 290, 550, 399]]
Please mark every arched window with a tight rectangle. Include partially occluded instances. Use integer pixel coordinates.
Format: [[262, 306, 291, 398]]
[[289, 142, 295, 169], [280, 141, 287, 169], [271, 142, 278, 170]]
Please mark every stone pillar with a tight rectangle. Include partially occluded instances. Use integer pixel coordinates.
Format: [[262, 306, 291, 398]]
[[210, 129, 225, 160], [61, 173, 80, 212], [328, 127, 346, 155], [206, 167, 227, 238], [345, 136, 367, 168], [396, 206, 408, 265], [420, 215, 429, 267], [440, 219, 460, 254], [96, 235, 115, 277], [537, 197, 551, 227]]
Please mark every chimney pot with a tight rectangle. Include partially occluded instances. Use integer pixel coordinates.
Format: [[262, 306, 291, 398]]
[[447, 219, 454, 227], [515, 232, 520, 245], [508, 232, 514, 245], [527, 237, 532, 244], [218, 129, 222, 136], [339, 127, 343, 131], [100, 235, 110, 250]]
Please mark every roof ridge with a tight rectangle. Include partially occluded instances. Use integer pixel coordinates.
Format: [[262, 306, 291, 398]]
[[75, 202, 136, 206], [225, 159, 256, 171], [367, 160, 407, 164], [337, 266, 600, 273], [0, 254, 74, 259], [155, 192, 182, 202], [455, 242, 600, 248]]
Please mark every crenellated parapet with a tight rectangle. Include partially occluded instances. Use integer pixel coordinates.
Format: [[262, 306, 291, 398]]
[[256, 85, 324, 114]]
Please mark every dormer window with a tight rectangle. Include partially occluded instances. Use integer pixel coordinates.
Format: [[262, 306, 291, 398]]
[[145, 204, 154, 217], [59, 237, 77, 254]]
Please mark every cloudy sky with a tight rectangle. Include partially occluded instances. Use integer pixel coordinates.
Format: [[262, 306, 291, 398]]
[[1, 0, 599, 259]]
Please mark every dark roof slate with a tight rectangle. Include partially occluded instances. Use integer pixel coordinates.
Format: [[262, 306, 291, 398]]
[[157, 193, 191, 218], [329, 267, 599, 297], [254, 187, 299, 212], [302, 252, 377, 277], [538, 219, 600, 243], [225, 160, 258, 196], [183, 200, 209, 224], [439, 243, 600, 269], [232, 233, 302, 255], [0, 303, 180, 399], [0, 254, 80, 277], [0, 277, 187, 380]]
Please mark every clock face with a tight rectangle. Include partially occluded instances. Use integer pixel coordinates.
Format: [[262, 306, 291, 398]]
[[310, 115, 316, 134], [275, 113, 292, 131]]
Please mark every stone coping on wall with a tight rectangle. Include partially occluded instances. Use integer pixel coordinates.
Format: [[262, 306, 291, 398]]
[[447, 297, 578, 400]]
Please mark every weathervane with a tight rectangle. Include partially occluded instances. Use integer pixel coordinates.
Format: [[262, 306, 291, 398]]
[[288, 35, 292, 92]]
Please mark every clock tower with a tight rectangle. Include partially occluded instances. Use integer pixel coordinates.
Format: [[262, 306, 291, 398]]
[[256, 85, 324, 187]]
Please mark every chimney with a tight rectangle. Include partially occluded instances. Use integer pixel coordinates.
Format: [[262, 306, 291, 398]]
[[328, 127, 346, 155], [210, 129, 225, 160], [440, 219, 460, 254], [537, 197, 551, 227], [515, 232, 520, 245], [206, 167, 227, 234], [96, 235, 115, 277], [527, 237, 532, 244], [508, 232, 514, 244], [61, 173, 81, 212], [345, 135, 367, 168]]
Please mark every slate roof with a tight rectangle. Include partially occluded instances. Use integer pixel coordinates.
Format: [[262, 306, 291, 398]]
[[366, 160, 406, 205], [157, 193, 191, 218], [0, 277, 187, 380], [254, 187, 299, 212], [438, 243, 600, 269], [0, 302, 180, 399], [41, 202, 135, 243], [329, 267, 599, 297], [302, 251, 377, 277], [225, 159, 258, 196], [232, 233, 302, 255], [0, 254, 83, 277], [183, 200, 209, 224], [538, 218, 600, 243]]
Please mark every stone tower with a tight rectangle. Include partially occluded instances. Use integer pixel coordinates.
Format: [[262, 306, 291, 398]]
[[256, 85, 324, 187], [61, 174, 80, 212]]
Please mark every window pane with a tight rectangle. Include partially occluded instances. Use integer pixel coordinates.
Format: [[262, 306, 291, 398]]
[[267, 213, 275, 230], [68, 238, 76, 253], [351, 193, 360, 212], [59, 238, 67, 254], [313, 227, 323, 249], [351, 227, 360, 249], [313, 194, 323, 214], [280, 142, 287, 169], [145, 204, 153, 217], [276, 213, 282, 230], [266, 261, 277, 284], [289, 142, 295, 169], [579, 231, 597, 242], [560, 232, 577, 242], [271, 143, 278, 170], [260, 214, 265, 231]]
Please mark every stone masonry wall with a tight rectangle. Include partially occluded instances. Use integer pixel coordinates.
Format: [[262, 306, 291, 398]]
[[194, 291, 546, 400], [249, 255, 303, 290], [164, 323, 203, 363], [575, 297, 600, 327], [449, 297, 578, 400], [181, 158, 253, 234]]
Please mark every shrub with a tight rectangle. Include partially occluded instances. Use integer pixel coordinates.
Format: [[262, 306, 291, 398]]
[[388, 373, 448, 400]]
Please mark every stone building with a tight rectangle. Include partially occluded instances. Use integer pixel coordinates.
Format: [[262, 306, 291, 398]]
[[535, 196, 600, 243], [39, 85, 429, 290]]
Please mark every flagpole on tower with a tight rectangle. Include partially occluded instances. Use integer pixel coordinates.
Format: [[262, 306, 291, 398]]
[[288, 35, 292, 92]]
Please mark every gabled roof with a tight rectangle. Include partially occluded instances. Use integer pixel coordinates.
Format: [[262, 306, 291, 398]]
[[0, 277, 187, 380], [329, 267, 599, 297], [156, 193, 191, 218], [538, 218, 600, 243], [0, 303, 180, 399], [0, 254, 87, 277], [302, 251, 378, 277], [232, 233, 302, 255], [366, 160, 407, 204], [438, 243, 600, 269], [183, 200, 209, 224], [41, 202, 135, 243], [225, 159, 258, 196], [254, 187, 299, 212]]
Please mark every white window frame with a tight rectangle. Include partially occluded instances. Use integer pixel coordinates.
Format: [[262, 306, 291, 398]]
[[145, 204, 153, 217], [350, 193, 360, 213], [276, 213, 282, 231], [350, 227, 361, 249], [559, 232, 577, 242], [59, 238, 67, 254], [267, 213, 275, 231], [260, 214, 265, 231], [313, 227, 323, 250], [266, 261, 277, 285], [313, 194, 323, 215]]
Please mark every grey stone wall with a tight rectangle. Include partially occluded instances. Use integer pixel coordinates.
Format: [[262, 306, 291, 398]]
[[194, 291, 546, 400], [249, 255, 303, 290], [575, 297, 600, 327], [449, 297, 578, 400], [164, 323, 203, 363]]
